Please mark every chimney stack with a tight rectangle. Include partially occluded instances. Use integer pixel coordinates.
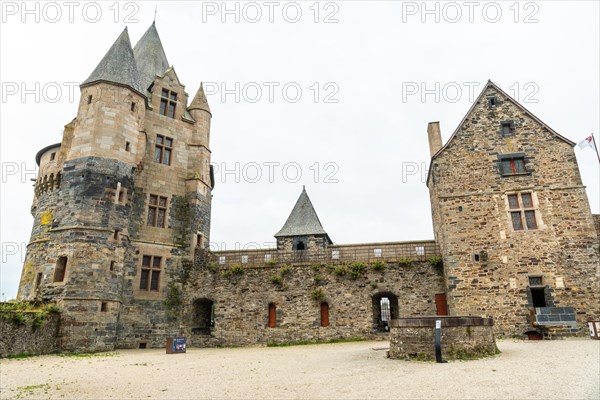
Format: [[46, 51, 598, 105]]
[[427, 122, 442, 157]]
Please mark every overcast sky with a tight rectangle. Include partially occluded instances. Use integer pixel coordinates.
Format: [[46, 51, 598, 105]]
[[1, 1, 599, 300]]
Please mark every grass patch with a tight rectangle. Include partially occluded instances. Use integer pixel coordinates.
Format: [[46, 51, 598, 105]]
[[267, 338, 366, 347], [2, 353, 36, 360]]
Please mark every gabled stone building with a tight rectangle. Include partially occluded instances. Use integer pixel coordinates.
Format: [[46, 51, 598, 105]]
[[427, 81, 600, 337], [15, 24, 599, 352]]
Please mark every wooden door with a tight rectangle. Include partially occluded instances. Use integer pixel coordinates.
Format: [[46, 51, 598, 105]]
[[435, 293, 448, 316], [320, 302, 330, 327], [268, 303, 277, 328]]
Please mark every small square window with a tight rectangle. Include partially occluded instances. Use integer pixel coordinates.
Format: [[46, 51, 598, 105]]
[[374, 249, 382, 257], [241, 255, 248, 264], [219, 256, 226, 265], [488, 96, 498, 107], [264, 254, 272, 262], [415, 246, 425, 256], [331, 250, 340, 260], [500, 121, 515, 136], [529, 276, 543, 286]]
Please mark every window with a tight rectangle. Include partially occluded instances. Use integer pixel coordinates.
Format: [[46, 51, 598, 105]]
[[488, 96, 498, 107], [147, 195, 168, 227], [264, 254, 272, 262], [101, 302, 107, 312], [35, 272, 43, 291], [295, 241, 305, 250], [499, 120, 515, 136], [320, 302, 330, 327], [331, 250, 340, 260], [87, 95, 92, 104], [500, 157, 527, 176], [139, 255, 161, 291], [50, 152, 56, 161], [529, 276, 543, 286], [125, 142, 131, 152], [508, 193, 538, 231], [131, 102, 136, 112], [154, 135, 173, 165], [374, 249, 382, 258], [241, 255, 249, 264], [159, 88, 177, 118], [109, 261, 115, 271], [196, 233, 204, 248], [54, 256, 67, 282], [219, 256, 226, 265], [415, 246, 425, 256]]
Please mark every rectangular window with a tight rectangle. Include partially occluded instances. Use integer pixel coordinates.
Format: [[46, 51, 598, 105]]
[[50, 152, 56, 161], [264, 254, 272, 262], [154, 135, 173, 165], [415, 246, 425, 256], [219, 256, 226, 265], [241, 255, 249, 264], [54, 256, 67, 282], [508, 192, 538, 231], [331, 250, 340, 260], [500, 121, 515, 136], [147, 195, 168, 227], [500, 157, 527, 176], [139, 255, 161, 291], [159, 88, 177, 118], [374, 248, 382, 258], [529, 276, 543, 286], [101, 302, 107, 312]]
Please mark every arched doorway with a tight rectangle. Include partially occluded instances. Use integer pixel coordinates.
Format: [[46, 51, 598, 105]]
[[372, 292, 399, 332]]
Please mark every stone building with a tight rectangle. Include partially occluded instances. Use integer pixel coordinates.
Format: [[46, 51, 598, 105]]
[[427, 81, 600, 338], [15, 24, 599, 352], [17, 23, 214, 351]]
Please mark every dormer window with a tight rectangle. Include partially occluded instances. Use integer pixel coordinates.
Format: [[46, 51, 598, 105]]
[[160, 88, 177, 118]]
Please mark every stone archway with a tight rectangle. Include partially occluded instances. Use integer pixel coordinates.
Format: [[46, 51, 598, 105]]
[[372, 292, 399, 332]]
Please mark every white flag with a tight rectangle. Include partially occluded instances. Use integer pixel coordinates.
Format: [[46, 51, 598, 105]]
[[577, 136, 593, 149]]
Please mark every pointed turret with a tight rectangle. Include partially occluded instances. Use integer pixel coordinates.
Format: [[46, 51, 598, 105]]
[[81, 27, 144, 95], [133, 21, 170, 92], [275, 187, 331, 242], [188, 83, 211, 115]]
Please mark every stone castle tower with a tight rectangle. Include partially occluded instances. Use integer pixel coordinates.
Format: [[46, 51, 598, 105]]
[[17, 23, 213, 351], [427, 81, 600, 337]]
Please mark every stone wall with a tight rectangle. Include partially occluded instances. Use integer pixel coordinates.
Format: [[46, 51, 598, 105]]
[[388, 316, 497, 360], [181, 255, 446, 347], [427, 83, 600, 336], [0, 313, 60, 357]]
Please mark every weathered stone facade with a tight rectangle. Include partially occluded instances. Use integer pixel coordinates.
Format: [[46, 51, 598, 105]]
[[387, 316, 498, 360], [15, 25, 599, 353], [0, 312, 60, 357], [427, 81, 600, 338]]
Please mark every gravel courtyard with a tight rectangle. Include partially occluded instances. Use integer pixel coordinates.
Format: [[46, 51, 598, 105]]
[[1, 339, 598, 399]]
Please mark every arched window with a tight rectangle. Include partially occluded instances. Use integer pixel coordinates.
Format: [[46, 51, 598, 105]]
[[320, 302, 330, 327], [268, 303, 277, 328]]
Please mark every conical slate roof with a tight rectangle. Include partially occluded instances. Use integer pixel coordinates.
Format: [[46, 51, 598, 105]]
[[275, 187, 330, 240], [133, 21, 170, 92], [188, 83, 211, 115], [82, 28, 144, 94]]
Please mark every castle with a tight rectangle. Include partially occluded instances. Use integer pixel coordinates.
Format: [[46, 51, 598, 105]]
[[17, 23, 600, 351]]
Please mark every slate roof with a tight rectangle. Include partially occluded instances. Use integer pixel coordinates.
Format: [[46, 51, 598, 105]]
[[81, 28, 144, 95], [275, 187, 331, 242], [133, 22, 170, 92]]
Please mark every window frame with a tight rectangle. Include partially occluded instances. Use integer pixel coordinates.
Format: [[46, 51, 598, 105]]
[[154, 134, 173, 165], [159, 88, 177, 118], [147, 194, 168, 228], [507, 192, 538, 231], [139, 255, 162, 292], [498, 153, 530, 177], [498, 120, 516, 137]]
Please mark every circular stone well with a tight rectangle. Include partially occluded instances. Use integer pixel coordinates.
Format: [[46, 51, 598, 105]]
[[388, 316, 498, 361]]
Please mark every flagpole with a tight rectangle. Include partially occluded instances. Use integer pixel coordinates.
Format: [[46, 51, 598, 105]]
[[592, 133, 600, 164]]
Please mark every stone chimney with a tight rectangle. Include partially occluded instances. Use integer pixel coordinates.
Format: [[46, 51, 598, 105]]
[[427, 122, 442, 157]]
